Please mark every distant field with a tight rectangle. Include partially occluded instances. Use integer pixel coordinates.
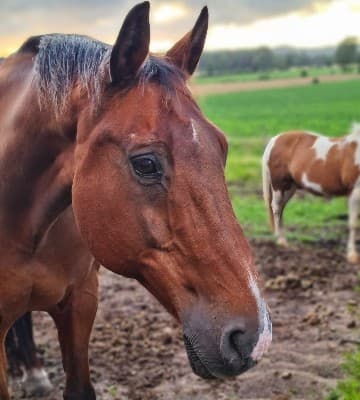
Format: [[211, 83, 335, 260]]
[[199, 77, 360, 400], [195, 65, 358, 85], [198, 79, 360, 241]]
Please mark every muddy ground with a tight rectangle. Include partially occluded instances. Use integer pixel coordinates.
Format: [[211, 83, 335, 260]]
[[11, 239, 360, 400]]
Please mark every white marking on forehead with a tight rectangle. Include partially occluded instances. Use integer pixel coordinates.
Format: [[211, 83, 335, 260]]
[[190, 119, 199, 144], [302, 173, 323, 194], [310, 135, 335, 161], [249, 276, 272, 362]]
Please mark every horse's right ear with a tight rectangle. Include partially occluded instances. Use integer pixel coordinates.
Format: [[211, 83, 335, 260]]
[[109, 2, 150, 88]]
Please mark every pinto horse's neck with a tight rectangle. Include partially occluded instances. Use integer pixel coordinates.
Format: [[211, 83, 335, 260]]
[[0, 52, 79, 253]]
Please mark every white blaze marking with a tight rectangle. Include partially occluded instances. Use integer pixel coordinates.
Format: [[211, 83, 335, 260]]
[[191, 119, 199, 143], [302, 173, 323, 194], [249, 276, 272, 362], [311, 135, 334, 161]]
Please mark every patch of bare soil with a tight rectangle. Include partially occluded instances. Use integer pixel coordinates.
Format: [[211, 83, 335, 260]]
[[11, 240, 360, 400], [190, 74, 359, 97]]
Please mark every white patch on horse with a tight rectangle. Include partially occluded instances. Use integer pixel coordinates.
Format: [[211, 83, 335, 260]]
[[249, 276, 272, 362], [344, 123, 360, 166], [262, 134, 279, 197], [22, 367, 53, 396], [190, 119, 199, 143], [263, 134, 280, 167], [302, 173, 323, 194], [311, 135, 334, 161]]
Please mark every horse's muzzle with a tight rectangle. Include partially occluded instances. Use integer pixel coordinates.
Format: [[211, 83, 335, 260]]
[[182, 313, 272, 379]]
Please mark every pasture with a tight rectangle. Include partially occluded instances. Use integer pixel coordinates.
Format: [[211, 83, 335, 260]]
[[12, 79, 360, 400], [195, 65, 359, 85], [198, 79, 360, 242]]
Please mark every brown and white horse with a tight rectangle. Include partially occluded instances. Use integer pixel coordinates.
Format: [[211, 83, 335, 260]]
[[263, 124, 360, 263], [0, 2, 271, 399]]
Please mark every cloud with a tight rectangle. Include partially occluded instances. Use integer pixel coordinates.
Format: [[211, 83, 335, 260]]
[[180, 0, 333, 24], [0, 0, 348, 55]]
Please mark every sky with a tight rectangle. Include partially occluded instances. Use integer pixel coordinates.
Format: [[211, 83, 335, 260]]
[[1, 0, 360, 56]]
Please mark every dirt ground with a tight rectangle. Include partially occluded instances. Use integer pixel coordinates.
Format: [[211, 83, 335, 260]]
[[10, 239, 360, 400], [190, 74, 359, 97]]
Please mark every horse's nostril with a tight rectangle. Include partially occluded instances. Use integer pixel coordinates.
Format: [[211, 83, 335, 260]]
[[220, 323, 256, 365], [230, 329, 246, 349]]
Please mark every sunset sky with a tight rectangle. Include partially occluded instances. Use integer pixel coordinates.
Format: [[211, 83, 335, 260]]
[[1, 0, 360, 57]]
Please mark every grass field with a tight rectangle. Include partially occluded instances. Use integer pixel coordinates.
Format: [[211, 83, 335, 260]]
[[197, 77, 360, 400], [195, 65, 358, 85], [198, 79, 360, 242]]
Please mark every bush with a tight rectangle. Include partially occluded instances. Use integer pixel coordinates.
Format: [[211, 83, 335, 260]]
[[258, 73, 270, 81]]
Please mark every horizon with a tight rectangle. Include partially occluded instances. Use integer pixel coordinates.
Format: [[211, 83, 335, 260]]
[[1, 0, 360, 57]]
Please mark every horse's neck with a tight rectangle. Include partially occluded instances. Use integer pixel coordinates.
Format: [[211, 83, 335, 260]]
[[0, 54, 78, 253]]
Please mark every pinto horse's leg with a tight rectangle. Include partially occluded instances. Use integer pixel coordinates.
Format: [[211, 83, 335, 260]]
[[6, 312, 53, 397], [271, 186, 296, 247], [50, 267, 98, 400], [347, 184, 360, 264]]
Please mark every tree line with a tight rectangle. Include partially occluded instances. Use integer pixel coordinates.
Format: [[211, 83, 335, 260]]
[[198, 37, 359, 76]]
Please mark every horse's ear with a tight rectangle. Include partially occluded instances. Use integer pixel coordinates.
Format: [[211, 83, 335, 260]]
[[166, 6, 208, 77], [109, 2, 150, 88]]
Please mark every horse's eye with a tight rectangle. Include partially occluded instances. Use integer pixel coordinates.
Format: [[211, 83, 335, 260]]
[[130, 154, 162, 180]]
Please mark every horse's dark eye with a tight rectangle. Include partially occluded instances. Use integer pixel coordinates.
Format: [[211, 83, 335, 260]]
[[130, 154, 162, 180]]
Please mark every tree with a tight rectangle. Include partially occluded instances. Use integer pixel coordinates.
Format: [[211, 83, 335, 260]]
[[335, 37, 358, 71], [252, 47, 274, 71]]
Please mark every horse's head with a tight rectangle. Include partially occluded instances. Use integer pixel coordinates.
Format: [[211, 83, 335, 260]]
[[73, 2, 271, 379]]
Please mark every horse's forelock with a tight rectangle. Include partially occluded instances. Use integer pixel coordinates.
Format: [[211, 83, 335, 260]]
[[32, 34, 187, 117], [34, 34, 110, 114]]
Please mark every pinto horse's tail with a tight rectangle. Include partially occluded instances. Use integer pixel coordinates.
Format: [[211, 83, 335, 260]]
[[262, 138, 275, 231]]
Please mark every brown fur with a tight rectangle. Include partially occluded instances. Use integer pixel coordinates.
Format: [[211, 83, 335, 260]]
[[0, 3, 270, 399]]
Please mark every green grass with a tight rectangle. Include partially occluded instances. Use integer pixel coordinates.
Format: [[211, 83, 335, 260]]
[[198, 79, 360, 141], [198, 79, 360, 242], [326, 347, 360, 400], [199, 79, 360, 184], [196, 77, 360, 400], [195, 65, 358, 85], [231, 192, 346, 243]]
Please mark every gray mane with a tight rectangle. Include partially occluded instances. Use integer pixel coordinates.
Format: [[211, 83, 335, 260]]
[[34, 34, 111, 112], [32, 34, 185, 115]]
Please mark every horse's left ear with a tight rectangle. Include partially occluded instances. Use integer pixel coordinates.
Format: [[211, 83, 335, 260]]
[[110, 1, 150, 88], [166, 6, 208, 77]]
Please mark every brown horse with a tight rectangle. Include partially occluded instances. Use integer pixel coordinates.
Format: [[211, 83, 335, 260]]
[[0, 2, 271, 399], [263, 124, 360, 263]]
